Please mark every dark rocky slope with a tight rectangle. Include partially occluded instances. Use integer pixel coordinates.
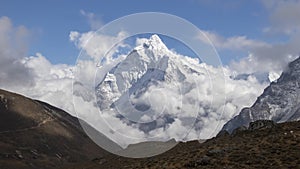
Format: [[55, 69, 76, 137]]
[[65, 120, 300, 169], [0, 89, 110, 169]]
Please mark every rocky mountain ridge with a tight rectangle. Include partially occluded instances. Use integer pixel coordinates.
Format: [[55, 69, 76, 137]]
[[223, 57, 300, 133]]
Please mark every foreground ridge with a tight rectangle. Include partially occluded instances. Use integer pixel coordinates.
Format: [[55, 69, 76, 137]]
[[68, 120, 300, 169]]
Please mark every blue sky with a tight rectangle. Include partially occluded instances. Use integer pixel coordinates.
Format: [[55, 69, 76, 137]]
[[0, 0, 292, 66], [0, 0, 267, 64]]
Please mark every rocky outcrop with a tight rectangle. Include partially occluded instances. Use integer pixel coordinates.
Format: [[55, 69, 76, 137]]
[[221, 120, 276, 137], [231, 125, 247, 135], [248, 120, 276, 131]]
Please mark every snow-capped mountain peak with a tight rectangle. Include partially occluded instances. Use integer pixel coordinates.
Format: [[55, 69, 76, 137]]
[[135, 34, 168, 52], [133, 34, 171, 62], [95, 34, 202, 133]]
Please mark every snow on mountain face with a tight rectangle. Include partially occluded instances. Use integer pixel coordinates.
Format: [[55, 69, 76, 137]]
[[222, 57, 300, 133], [95, 34, 203, 135]]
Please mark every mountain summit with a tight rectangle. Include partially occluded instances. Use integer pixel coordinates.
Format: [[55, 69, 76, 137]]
[[222, 57, 300, 133], [134, 34, 169, 57]]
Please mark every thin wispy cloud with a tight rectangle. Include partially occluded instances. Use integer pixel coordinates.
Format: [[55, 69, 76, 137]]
[[80, 10, 104, 30], [198, 30, 270, 51]]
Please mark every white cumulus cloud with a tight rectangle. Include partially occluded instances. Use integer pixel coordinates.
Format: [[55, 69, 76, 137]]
[[0, 16, 35, 90], [198, 30, 269, 51]]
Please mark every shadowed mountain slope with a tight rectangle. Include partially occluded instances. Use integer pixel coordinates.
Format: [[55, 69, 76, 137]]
[[0, 89, 110, 169]]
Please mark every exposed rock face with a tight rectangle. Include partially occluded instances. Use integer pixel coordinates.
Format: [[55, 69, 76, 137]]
[[216, 130, 230, 137], [231, 126, 247, 136], [223, 120, 276, 136], [248, 120, 276, 131], [222, 57, 300, 133]]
